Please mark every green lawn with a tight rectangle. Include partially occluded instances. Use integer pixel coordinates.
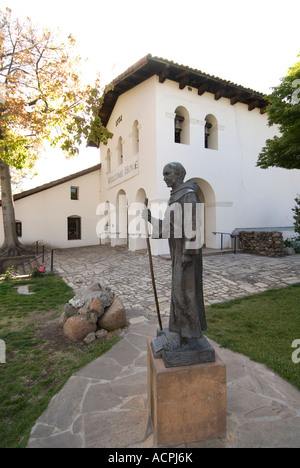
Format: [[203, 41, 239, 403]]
[[0, 275, 119, 448], [206, 283, 300, 390]]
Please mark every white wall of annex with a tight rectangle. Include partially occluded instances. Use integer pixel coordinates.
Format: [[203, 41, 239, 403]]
[[0, 170, 101, 249]]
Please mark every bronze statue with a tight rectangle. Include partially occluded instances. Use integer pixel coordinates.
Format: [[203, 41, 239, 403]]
[[145, 163, 214, 366]]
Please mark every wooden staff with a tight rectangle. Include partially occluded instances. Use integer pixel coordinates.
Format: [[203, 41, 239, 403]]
[[144, 198, 163, 331]]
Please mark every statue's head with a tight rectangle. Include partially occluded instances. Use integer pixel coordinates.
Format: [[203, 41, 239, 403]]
[[163, 162, 186, 186]]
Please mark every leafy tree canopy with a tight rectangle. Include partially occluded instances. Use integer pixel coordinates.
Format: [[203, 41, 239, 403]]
[[0, 7, 112, 257], [0, 7, 112, 170], [257, 53, 300, 170]]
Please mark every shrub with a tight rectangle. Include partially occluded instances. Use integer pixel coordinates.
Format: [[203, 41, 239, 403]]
[[292, 194, 300, 235]]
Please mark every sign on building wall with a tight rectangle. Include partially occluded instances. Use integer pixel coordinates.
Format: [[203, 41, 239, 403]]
[[107, 157, 139, 188]]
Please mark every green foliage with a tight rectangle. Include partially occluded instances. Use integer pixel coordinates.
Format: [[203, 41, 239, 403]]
[[0, 265, 17, 281], [284, 236, 300, 253], [0, 133, 36, 170], [292, 194, 300, 235], [257, 53, 300, 170], [0, 8, 113, 253], [0, 8, 113, 168]]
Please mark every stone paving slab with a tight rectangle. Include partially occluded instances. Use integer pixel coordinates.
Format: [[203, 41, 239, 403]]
[[27, 246, 300, 448]]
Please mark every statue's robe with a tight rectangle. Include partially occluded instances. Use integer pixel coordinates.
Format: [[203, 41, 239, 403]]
[[159, 182, 207, 339]]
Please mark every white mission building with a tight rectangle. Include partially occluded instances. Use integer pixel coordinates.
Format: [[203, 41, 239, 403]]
[[0, 55, 299, 255]]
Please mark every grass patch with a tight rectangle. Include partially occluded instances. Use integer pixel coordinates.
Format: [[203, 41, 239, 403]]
[[206, 283, 300, 390], [0, 275, 120, 448]]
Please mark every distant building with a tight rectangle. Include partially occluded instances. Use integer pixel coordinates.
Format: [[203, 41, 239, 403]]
[[0, 165, 101, 249], [0, 55, 298, 253]]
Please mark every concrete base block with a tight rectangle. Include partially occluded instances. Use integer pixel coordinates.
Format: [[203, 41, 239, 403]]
[[147, 339, 226, 447]]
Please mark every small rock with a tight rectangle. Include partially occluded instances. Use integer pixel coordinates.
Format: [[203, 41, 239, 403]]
[[89, 283, 102, 291], [95, 329, 108, 339], [64, 303, 77, 318], [83, 332, 96, 344], [87, 311, 99, 324], [89, 297, 103, 315], [69, 298, 85, 309], [58, 312, 68, 328]]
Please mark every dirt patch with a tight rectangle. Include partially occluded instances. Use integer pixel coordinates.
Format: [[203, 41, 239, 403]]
[[34, 310, 81, 348]]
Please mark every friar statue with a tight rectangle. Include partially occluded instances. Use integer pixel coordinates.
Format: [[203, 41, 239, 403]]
[[145, 162, 208, 355]]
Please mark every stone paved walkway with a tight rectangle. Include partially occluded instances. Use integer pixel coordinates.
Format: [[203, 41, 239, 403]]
[[52, 245, 300, 321]]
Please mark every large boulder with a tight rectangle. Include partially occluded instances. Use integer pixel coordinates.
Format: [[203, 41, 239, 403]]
[[63, 316, 97, 342], [98, 297, 126, 332]]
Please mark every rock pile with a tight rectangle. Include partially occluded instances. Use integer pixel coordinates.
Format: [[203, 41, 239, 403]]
[[239, 231, 286, 257], [61, 283, 127, 343]]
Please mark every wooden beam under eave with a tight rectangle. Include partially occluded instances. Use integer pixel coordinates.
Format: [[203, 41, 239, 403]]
[[248, 100, 260, 111], [198, 82, 209, 95], [179, 76, 190, 90], [230, 94, 242, 105], [159, 67, 169, 83], [214, 89, 225, 100], [260, 105, 268, 114]]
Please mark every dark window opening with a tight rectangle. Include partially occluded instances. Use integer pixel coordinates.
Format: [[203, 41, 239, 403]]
[[16, 222, 22, 237], [68, 217, 81, 240], [205, 122, 212, 148], [71, 187, 79, 200], [174, 115, 184, 143]]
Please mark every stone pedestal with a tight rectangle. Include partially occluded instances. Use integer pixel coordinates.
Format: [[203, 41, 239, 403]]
[[148, 339, 226, 447]]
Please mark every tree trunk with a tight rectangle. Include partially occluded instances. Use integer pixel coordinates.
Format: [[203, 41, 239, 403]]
[[0, 159, 26, 256]]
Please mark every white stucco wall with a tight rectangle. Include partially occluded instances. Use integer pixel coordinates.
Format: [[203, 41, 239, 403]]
[[154, 78, 299, 249], [0, 169, 101, 249], [97, 74, 299, 254], [99, 76, 159, 251]]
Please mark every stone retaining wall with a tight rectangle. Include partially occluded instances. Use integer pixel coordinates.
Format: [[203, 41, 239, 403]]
[[239, 231, 286, 257]]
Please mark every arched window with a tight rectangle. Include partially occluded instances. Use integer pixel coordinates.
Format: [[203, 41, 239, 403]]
[[117, 137, 123, 165], [106, 148, 111, 173], [132, 120, 139, 156], [174, 106, 190, 144], [67, 216, 81, 240], [204, 114, 218, 149]]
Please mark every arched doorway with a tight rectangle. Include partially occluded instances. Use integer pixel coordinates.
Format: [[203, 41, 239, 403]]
[[111, 189, 128, 246], [128, 188, 147, 251], [187, 178, 216, 248]]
